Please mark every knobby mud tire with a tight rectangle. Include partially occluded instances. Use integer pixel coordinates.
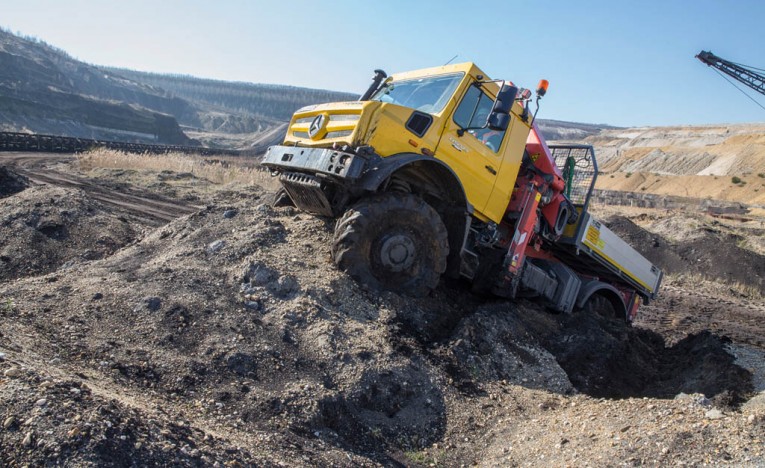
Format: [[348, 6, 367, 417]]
[[331, 193, 449, 297]]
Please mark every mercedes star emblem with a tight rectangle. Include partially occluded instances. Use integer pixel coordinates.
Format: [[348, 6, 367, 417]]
[[308, 114, 325, 138]]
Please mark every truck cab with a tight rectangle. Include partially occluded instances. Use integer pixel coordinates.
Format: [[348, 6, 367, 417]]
[[268, 63, 530, 222]]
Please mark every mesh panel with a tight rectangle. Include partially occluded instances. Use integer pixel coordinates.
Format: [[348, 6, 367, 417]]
[[549, 145, 596, 207]]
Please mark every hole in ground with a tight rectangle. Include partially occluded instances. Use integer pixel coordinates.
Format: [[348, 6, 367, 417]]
[[543, 312, 753, 407]]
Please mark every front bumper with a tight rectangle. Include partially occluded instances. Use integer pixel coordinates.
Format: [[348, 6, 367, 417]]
[[260, 145, 366, 180], [261, 145, 369, 216]]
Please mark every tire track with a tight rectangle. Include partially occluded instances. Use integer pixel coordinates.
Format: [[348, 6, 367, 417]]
[[636, 286, 765, 349], [1, 152, 200, 225]]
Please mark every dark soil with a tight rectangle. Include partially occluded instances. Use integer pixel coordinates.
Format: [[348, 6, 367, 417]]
[[604, 215, 765, 293], [0, 185, 139, 281], [0, 167, 28, 198], [1, 156, 763, 466], [538, 311, 753, 406]]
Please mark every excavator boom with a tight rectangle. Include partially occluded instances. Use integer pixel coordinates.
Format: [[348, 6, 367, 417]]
[[696, 50, 765, 97]]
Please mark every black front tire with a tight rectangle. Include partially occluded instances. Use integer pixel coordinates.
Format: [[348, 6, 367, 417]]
[[332, 193, 449, 297]]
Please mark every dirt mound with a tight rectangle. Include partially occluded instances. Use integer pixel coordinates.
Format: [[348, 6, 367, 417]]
[[0, 166, 29, 198], [0, 366, 261, 466], [0, 185, 139, 281], [603, 215, 765, 293], [0, 173, 761, 465]]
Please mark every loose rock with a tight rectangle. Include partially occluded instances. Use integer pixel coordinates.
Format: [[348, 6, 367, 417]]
[[207, 240, 226, 254], [705, 409, 724, 420], [22, 431, 33, 447]]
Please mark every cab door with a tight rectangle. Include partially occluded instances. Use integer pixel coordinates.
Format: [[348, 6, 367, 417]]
[[435, 84, 506, 215]]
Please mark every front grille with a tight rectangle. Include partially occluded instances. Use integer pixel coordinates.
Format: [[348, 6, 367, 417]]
[[325, 130, 352, 139], [290, 112, 359, 141], [329, 114, 360, 122]]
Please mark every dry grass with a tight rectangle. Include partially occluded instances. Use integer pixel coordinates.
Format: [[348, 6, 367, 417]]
[[664, 272, 763, 301], [77, 148, 279, 189]]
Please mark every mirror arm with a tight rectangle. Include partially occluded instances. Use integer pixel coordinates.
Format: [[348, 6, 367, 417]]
[[529, 95, 542, 127], [520, 100, 531, 123]]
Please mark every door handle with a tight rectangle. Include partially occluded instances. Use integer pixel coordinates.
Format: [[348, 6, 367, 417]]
[[485, 165, 497, 175]]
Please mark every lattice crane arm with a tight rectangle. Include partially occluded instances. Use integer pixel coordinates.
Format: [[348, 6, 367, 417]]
[[696, 50, 765, 97]]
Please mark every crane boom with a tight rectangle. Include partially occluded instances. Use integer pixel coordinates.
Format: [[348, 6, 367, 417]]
[[696, 50, 765, 97]]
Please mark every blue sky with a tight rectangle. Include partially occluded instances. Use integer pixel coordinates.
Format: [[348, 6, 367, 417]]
[[2, 0, 764, 127]]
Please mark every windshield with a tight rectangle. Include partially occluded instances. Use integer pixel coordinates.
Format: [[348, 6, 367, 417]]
[[370, 72, 464, 114]]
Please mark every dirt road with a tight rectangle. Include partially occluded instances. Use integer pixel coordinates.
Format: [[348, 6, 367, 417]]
[[1, 152, 199, 225]]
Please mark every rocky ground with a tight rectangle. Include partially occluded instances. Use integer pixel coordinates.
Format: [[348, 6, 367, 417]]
[[1, 153, 764, 466]]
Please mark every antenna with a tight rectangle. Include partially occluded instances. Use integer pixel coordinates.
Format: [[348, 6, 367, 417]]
[[444, 54, 458, 66]]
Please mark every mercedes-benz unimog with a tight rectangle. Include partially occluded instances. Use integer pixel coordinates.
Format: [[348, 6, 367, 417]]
[[262, 62, 662, 320]]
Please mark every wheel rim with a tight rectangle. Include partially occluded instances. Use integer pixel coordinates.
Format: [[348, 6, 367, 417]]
[[379, 233, 416, 272]]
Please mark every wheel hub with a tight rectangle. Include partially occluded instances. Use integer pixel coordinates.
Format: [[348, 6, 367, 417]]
[[379, 234, 416, 272]]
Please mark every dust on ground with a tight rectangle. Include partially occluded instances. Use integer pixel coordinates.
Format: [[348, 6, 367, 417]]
[[1, 153, 764, 466]]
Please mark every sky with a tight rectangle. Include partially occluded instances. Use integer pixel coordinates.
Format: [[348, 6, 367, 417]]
[[2, 0, 764, 127]]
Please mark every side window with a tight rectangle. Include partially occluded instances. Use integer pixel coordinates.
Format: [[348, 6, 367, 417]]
[[453, 85, 506, 153]]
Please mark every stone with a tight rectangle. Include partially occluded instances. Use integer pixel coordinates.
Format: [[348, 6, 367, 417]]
[[3, 416, 14, 429], [243, 262, 277, 286], [4, 367, 21, 378], [35, 398, 47, 407], [22, 431, 33, 447], [272, 275, 298, 297], [743, 392, 765, 413], [243, 300, 261, 311], [705, 409, 724, 420], [223, 209, 238, 219], [696, 396, 712, 407], [207, 240, 226, 254], [91, 292, 103, 301]]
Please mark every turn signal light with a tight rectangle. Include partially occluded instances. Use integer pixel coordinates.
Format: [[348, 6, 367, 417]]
[[537, 79, 549, 96]]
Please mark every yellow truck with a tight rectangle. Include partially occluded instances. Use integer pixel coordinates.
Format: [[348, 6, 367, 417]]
[[262, 62, 662, 321]]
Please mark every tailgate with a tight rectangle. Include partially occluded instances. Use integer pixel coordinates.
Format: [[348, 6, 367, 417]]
[[571, 212, 662, 299]]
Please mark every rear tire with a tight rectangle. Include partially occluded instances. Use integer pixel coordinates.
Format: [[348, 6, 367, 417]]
[[584, 293, 621, 320], [332, 193, 449, 297]]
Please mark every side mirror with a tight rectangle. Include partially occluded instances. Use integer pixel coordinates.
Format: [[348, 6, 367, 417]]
[[487, 83, 518, 131]]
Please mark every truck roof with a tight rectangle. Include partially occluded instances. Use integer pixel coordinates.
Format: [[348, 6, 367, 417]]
[[388, 62, 488, 82]]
